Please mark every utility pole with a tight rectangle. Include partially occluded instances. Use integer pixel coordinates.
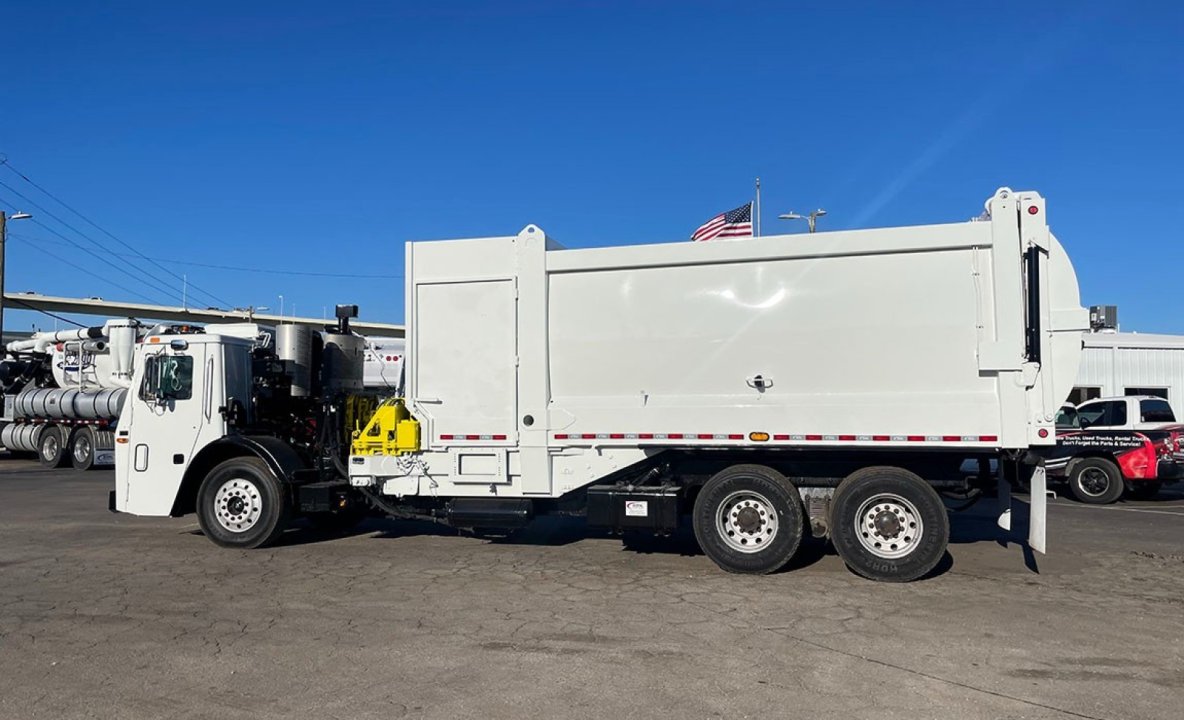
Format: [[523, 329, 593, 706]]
[[1, 212, 6, 348], [0, 210, 33, 347]]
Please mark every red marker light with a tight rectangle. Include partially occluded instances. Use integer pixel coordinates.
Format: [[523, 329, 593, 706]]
[[1038, 428, 1049, 438], [1027, 206, 1039, 215]]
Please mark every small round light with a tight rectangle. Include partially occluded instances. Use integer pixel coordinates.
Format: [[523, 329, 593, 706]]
[[1038, 428, 1049, 438], [1027, 205, 1039, 215]]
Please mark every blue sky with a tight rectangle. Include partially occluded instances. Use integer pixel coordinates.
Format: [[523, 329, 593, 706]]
[[1, 1, 1181, 332]]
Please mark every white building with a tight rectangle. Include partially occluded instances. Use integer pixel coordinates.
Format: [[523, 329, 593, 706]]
[[1073, 332, 1184, 417]]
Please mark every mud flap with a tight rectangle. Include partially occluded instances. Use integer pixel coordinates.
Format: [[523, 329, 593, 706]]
[[1028, 465, 1047, 554]]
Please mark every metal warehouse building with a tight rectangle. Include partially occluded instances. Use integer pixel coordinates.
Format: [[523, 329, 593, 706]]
[[1072, 332, 1184, 417]]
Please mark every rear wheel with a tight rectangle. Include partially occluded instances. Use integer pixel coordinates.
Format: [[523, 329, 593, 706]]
[[196, 457, 290, 549], [692, 464, 804, 574], [830, 467, 949, 582], [1068, 458, 1124, 504], [70, 427, 96, 471], [38, 425, 68, 469]]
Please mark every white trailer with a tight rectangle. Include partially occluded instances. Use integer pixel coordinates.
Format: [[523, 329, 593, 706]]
[[112, 188, 1087, 581]]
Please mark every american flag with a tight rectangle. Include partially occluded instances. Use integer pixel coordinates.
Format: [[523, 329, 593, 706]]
[[691, 203, 753, 242]]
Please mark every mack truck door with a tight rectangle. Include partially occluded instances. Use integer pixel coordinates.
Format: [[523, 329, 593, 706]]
[[115, 340, 221, 515]]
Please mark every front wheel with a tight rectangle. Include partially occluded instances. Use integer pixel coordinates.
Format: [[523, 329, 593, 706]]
[[196, 457, 290, 549], [830, 467, 949, 582], [692, 464, 805, 574]]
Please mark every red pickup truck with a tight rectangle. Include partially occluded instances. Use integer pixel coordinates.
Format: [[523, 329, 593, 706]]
[[1048, 396, 1184, 503]]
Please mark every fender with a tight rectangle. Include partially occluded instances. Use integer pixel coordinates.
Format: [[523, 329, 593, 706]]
[[218, 435, 307, 483], [170, 435, 309, 516]]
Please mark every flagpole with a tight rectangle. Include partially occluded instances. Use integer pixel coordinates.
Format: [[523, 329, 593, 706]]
[[754, 177, 761, 237]]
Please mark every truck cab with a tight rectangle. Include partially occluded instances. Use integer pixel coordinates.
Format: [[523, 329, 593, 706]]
[[112, 334, 252, 516], [1071, 395, 1177, 431]]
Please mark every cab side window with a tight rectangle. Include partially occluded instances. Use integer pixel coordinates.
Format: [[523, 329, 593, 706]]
[[139, 355, 195, 402], [1078, 401, 1126, 428]]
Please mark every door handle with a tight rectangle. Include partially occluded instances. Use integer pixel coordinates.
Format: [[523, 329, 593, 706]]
[[747, 374, 773, 390]]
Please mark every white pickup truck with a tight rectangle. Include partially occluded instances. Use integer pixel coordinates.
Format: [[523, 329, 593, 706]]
[[1050, 396, 1184, 503], [1063, 395, 1177, 431]]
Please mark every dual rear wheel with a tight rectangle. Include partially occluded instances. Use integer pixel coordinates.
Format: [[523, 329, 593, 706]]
[[37, 426, 104, 470], [692, 464, 948, 582]]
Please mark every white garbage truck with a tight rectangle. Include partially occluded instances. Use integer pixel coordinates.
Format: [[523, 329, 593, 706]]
[[111, 188, 1087, 581]]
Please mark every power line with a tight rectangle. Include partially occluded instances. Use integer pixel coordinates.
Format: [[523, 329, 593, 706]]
[[2, 229, 169, 305], [116, 255, 403, 279], [0, 158, 235, 309], [0, 189, 190, 305], [5, 295, 87, 329], [0, 181, 191, 305], [10, 228, 402, 279]]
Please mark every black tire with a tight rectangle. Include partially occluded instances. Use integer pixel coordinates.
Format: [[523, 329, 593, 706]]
[[692, 464, 805, 575], [196, 457, 290, 549], [830, 467, 949, 583], [1068, 458, 1124, 504], [1126, 481, 1162, 501], [38, 425, 68, 469], [70, 427, 96, 471]]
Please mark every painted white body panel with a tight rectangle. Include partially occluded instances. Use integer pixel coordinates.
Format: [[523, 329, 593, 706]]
[[358, 189, 1087, 500], [363, 337, 406, 391]]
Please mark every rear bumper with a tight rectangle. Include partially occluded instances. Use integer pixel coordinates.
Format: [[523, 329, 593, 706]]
[[1156, 460, 1184, 483]]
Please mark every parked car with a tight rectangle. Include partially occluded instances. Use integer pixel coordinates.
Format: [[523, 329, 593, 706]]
[[1048, 396, 1184, 503]]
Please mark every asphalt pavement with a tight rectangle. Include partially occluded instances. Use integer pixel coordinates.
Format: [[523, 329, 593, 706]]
[[1, 458, 1182, 720]]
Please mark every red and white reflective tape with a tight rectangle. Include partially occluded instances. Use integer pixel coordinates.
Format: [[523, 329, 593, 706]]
[[439, 434, 508, 441], [553, 433, 999, 443], [553, 432, 745, 441]]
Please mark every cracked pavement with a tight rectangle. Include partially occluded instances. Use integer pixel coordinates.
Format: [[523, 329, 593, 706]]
[[1, 459, 1183, 719]]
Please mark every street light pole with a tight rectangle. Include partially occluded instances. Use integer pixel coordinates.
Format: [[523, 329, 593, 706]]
[[777, 208, 828, 233], [0, 210, 33, 348]]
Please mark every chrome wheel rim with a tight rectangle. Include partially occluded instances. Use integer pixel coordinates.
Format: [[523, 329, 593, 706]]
[[73, 434, 91, 463], [42, 433, 60, 461], [715, 489, 779, 553], [854, 493, 923, 559], [213, 478, 263, 533], [1078, 468, 1111, 497]]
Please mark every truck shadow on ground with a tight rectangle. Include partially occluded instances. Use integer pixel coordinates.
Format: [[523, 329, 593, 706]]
[[262, 515, 898, 577], [253, 500, 1064, 579], [947, 497, 1040, 574]]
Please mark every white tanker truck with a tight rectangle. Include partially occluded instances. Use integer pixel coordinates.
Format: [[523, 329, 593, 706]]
[[1, 320, 405, 471], [1, 320, 141, 469]]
